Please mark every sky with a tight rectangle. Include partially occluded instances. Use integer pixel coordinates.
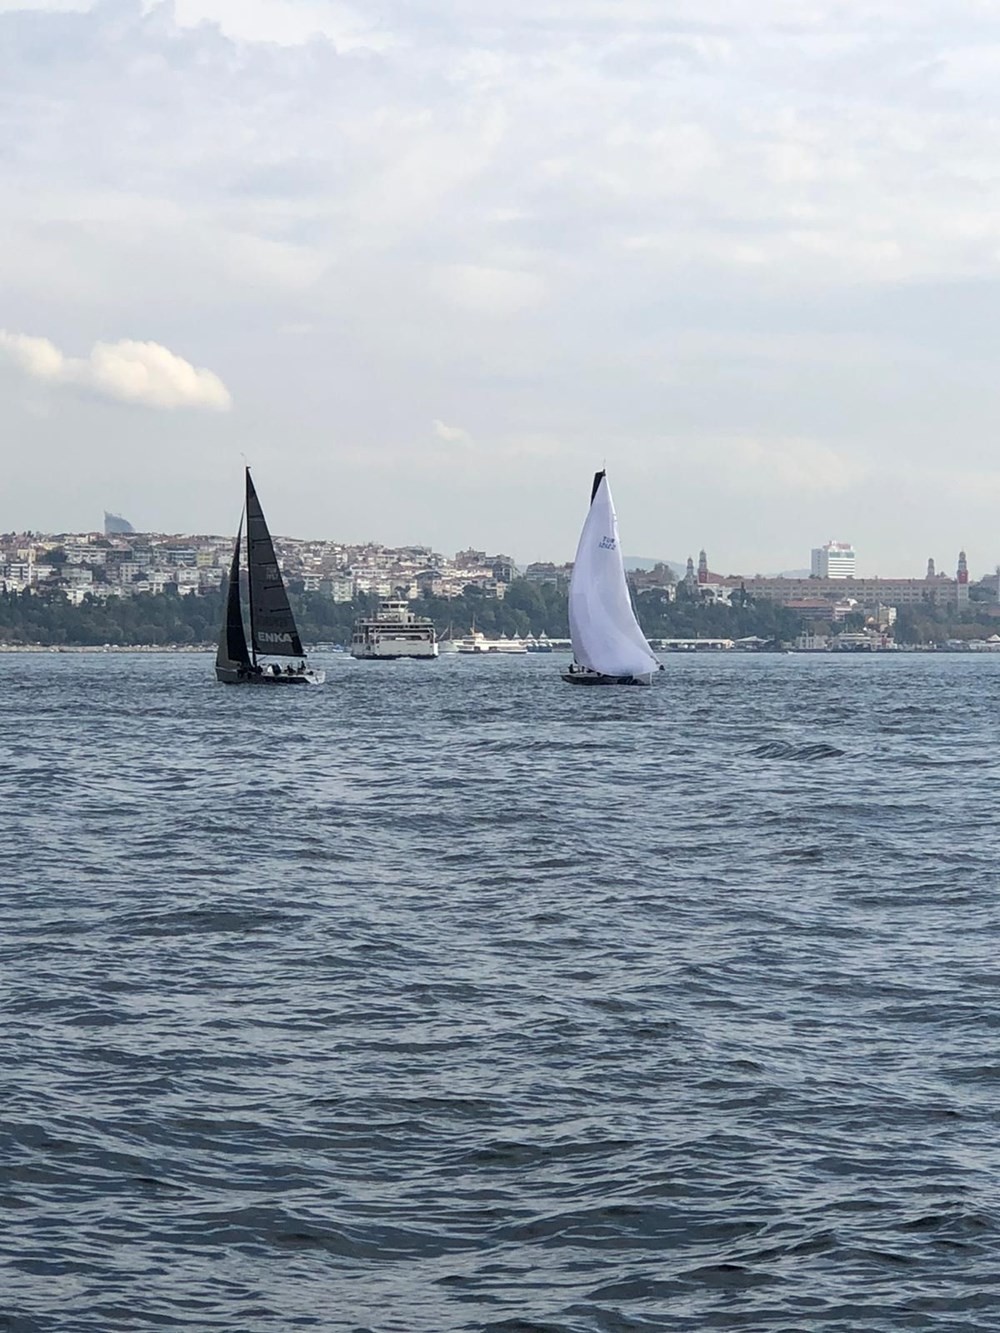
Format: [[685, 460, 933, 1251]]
[[2, 0, 1000, 574]]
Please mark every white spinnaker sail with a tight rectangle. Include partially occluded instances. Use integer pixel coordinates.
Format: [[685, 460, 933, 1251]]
[[568, 473, 660, 677]]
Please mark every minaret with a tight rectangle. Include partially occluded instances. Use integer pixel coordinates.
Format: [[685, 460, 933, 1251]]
[[957, 550, 969, 608], [926, 557, 935, 579], [698, 549, 708, 585]]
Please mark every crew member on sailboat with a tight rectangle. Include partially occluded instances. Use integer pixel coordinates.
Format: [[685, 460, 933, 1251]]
[[215, 469, 324, 686], [562, 470, 661, 686]]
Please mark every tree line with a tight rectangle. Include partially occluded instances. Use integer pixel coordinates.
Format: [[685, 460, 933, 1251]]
[[0, 579, 995, 646]]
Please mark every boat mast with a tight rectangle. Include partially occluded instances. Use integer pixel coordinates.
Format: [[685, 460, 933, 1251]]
[[245, 467, 257, 668]]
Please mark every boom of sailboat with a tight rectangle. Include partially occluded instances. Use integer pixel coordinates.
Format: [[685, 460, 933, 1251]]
[[214, 466, 661, 688]]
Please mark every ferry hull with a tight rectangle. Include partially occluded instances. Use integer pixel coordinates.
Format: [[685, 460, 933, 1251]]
[[350, 643, 438, 660]]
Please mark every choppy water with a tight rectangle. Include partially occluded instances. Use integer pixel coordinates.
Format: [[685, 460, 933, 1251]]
[[3, 650, 1000, 1332]]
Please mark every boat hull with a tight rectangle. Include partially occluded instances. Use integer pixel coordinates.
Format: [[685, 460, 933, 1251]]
[[562, 667, 654, 687], [349, 644, 438, 660], [448, 631, 527, 654], [458, 645, 527, 654], [216, 664, 325, 685]]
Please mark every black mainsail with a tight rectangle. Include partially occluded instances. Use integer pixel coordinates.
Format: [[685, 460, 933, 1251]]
[[216, 515, 251, 674], [245, 468, 304, 659]]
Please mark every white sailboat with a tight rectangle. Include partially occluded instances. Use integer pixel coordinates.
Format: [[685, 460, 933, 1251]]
[[562, 470, 662, 687]]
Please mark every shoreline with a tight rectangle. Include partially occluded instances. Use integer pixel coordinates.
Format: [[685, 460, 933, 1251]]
[[0, 644, 213, 653], [0, 642, 994, 655]]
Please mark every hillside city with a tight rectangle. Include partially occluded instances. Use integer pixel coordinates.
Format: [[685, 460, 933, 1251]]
[[1, 519, 999, 650], [0, 513, 527, 605]]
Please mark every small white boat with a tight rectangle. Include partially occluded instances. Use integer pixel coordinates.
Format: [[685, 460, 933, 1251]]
[[439, 621, 527, 654], [455, 630, 527, 655], [562, 470, 661, 687]]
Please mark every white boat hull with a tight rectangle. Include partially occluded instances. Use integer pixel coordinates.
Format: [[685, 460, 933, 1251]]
[[440, 629, 527, 654], [350, 639, 438, 660], [457, 644, 527, 654]]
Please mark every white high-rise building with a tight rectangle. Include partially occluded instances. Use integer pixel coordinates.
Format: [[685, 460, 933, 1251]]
[[811, 541, 856, 579]]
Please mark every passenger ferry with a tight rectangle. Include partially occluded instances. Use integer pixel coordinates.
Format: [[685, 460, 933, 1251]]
[[451, 630, 527, 654], [350, 600, 438, 660]]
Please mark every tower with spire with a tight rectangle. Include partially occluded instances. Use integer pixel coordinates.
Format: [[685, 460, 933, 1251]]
[[698, 549, 708, 585], [957, 550, 969, 607]]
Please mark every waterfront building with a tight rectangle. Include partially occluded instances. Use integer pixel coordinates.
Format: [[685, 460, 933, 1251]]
[[630, 563, 677, 596], [524, 562, 563, 584], [679, 547, 971, 610], [811, 541, 856, 579], [328, 577, 354, 603], [747, 575, 962, 609]]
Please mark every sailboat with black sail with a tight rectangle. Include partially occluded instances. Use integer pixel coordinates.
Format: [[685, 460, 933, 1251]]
[[215, 469, 324, 686], [562, 470, 661, 686]]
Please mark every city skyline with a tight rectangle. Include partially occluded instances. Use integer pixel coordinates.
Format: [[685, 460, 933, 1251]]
[[0, 513, 990, 585], [4, 2, 1000, 573], [2, 521, 987, 625]]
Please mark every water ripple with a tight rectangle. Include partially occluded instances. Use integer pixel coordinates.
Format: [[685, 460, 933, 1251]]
[[2, 651, 1000, 1330]]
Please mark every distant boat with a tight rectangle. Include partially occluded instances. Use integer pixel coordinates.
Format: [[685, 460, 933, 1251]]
[[215, 469, 324, 686], [562, 470, 661, 687], [438, 619, 527, 654], [350, 599, 438, 659], [437, 624, 460, 654], [456, 630, 527, 654], [525, 632, 553, 653]]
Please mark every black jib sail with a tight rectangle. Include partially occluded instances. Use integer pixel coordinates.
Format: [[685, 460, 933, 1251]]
[[216, 516, 251, 671], [245, 469, 304, 658]]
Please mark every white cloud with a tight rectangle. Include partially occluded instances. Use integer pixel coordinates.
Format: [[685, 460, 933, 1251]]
[[0, 332, 65, 380], [167, 0, 392, 51], [5, 0, 1000, 568], [0, 331, 232, 412], [717, 436, 866, 494], [434, 265, 548, 317], [0, 1, 88, 9], [432, 418, 472, 444]]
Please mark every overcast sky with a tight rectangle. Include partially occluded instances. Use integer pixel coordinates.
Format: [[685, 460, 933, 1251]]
[[2, 0, 1000, 574]]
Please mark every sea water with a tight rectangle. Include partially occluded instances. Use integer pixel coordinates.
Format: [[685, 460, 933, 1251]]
[[3, 651, 999, 1331]]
